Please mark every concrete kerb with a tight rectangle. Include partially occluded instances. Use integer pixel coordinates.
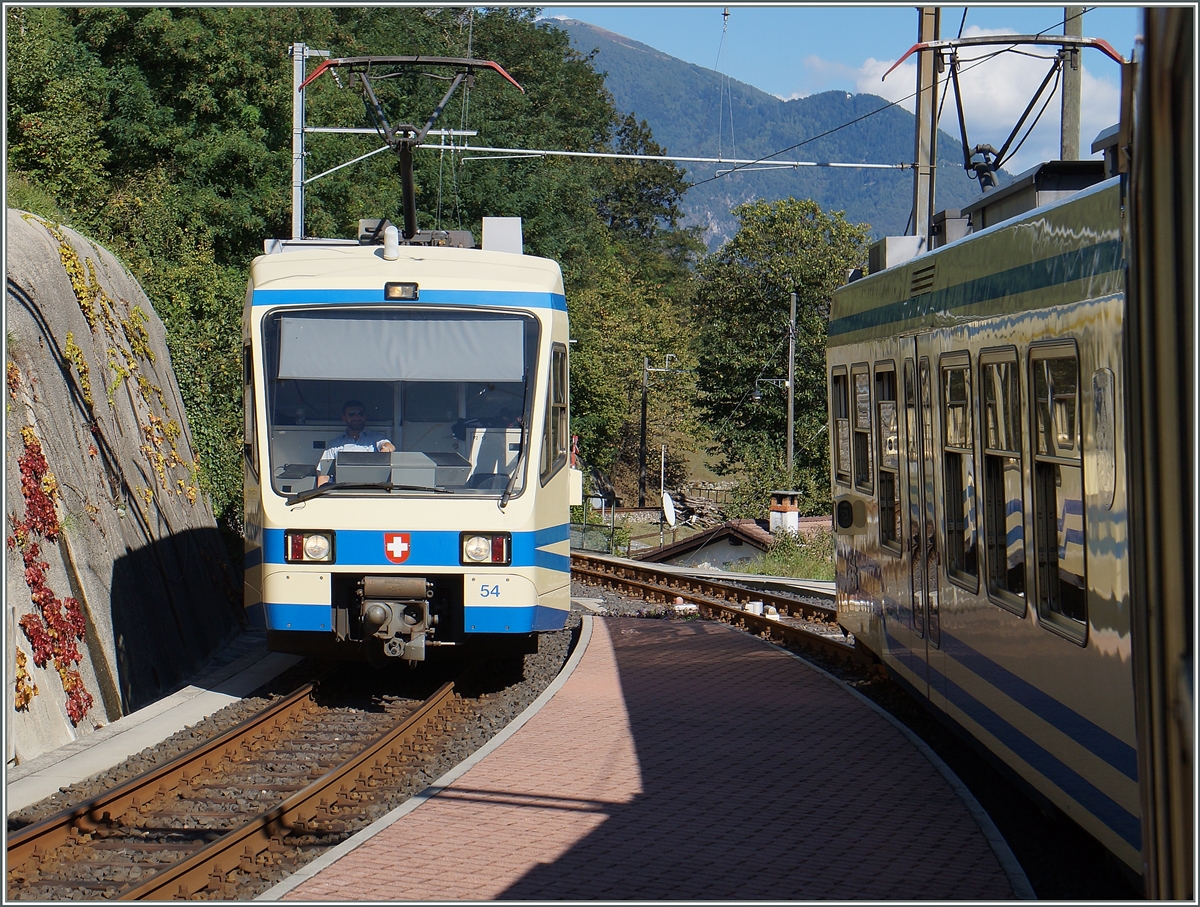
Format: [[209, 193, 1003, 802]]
[[257, 614, 595, 901], [760, 629, 1037, 900]]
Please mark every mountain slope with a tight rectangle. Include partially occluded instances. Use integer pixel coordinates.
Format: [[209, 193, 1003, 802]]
[[553, 18, 1000, 244]]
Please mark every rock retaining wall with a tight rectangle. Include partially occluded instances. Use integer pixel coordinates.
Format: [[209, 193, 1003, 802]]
[[5, 210, 241, 767]]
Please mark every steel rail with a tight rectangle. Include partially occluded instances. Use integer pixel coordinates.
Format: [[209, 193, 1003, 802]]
[[571, 553, 870, 665], [114, 681, 461, 900], [6, 681, 319, 870]]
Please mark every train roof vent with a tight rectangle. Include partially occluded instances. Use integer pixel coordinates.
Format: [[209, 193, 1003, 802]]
[[910, 262, 937, 297], [961, 160, 1106, 232], [868, 235, 928, 274]]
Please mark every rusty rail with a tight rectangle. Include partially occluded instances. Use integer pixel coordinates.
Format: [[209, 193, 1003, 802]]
[[7, 681, 319, 870], [571, 552, 871, 665], [115, 681, 461, 900]]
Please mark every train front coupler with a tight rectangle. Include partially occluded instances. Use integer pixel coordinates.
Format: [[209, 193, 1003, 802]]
[[358, 575, 438, 661]]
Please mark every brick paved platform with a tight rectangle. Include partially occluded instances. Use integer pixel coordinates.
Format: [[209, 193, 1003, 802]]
[[272, 615, 1030, 900]]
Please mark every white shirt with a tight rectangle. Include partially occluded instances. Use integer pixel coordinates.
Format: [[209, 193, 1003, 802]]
[[319, 429, 393, 463]]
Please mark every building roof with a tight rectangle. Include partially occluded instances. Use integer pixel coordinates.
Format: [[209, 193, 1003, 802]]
[[636, 519, 773, 563]]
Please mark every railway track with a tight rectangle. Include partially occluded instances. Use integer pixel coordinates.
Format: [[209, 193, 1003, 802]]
[[7, 679, 468, 900], [570, 552, 872, 666]]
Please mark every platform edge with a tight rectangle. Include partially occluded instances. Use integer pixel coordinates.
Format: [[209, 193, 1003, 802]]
[[256, 615, 595, 901], [767, 636, 1037, 900]]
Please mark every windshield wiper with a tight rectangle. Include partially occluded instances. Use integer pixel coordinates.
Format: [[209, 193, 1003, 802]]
[[285, 481, 453, 506]]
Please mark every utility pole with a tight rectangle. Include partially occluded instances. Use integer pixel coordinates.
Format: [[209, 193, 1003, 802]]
[[787, 291, 796, 477], [1060, 7, 1084, 159], [638, 355, 682, 507], [639, 357, 649, 507], [911, 7, 941, 242]]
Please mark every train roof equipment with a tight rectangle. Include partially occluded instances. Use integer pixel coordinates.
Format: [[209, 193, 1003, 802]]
[[288, 46, 524, 248], [883, 32, 1129, 193]]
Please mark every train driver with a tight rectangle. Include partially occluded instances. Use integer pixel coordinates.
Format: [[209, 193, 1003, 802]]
[[316, 399, 396, 486]]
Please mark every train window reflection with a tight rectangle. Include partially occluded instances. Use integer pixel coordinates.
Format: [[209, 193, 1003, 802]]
[[875, 365, 900, 551], [981, 353, 1025, 613], [852, 366, 873, 492], [1030, 345, 1087, 639], [941, 358, 977, 586], [831, 369, 851, 486]]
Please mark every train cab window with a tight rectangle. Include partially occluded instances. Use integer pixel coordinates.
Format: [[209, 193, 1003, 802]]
[[852, 366, 873, 492], [540, 344, 568, 482], [941, 356, 978, 587], [831, 368, 851, 486], [981, 352, 1026, 613], [243, 345, 258, 475], [1031, 345, 1087, 640], [260, 307, 538, 498], [875, 364, 901, 550]]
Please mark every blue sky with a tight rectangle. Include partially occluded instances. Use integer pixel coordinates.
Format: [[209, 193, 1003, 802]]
[[538, 5, 1141, 173]]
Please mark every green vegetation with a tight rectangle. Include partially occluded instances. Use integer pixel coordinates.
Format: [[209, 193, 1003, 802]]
[[8, 7, 941, 553], [729, 529, 836, 581], [6, 7, 696, 542], [693, 198, 870, 518]]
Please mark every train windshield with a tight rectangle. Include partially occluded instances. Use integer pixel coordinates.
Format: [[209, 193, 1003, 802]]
[[260, 307, 539, 499]]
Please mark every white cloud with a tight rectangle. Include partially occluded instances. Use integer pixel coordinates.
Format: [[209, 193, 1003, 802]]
[[837, 24, 1124, 174]]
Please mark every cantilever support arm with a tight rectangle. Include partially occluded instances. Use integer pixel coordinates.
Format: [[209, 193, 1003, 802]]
[[298, 55, 524, 93], [881, 34, 1126, 81]]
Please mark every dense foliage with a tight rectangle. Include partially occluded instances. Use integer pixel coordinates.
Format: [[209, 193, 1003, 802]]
[[692, 198, 870, 517], [6, 6, 697, 538]]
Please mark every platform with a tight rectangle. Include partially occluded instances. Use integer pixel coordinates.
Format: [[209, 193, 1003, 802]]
[[266, 615, 1032, 900]]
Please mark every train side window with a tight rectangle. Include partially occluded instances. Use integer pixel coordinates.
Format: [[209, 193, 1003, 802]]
[[540, 344, 568, 482], [852, 365, 873, 493], [941, 355, 978, 588], [1030, 344, 1087, 641], [243, 345, 258, 475], [981, 351, 1025, 614], [831, 368, 851, 486], [875, 364, 900, 551]]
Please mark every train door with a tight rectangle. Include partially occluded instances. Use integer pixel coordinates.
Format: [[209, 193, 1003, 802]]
[[907, 339, 943, 696]]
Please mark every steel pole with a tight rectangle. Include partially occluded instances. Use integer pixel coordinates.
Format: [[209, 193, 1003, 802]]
[[638, 357, 648, 508], [787, 292, 796, 476], [291, 43, 306, 240], [1060, 7, 1084, 160], [912, 8, 940, 240]]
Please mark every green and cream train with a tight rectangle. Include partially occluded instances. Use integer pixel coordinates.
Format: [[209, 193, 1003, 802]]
[[827, 164, 1143, 870]]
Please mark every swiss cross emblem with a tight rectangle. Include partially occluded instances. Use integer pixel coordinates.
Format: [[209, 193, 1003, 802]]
[[384, 533, 411, 564]]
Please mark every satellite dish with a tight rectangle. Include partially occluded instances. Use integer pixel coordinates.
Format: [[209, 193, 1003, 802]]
[[662, 492, 677, 528]]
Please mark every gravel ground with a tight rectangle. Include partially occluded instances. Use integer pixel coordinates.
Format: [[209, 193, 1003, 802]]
[[7, 615, 582, 837], [9, 589, 1142, 900]]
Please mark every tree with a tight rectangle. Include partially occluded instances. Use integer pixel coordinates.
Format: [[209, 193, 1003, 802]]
[[5, 7, 702, 539], [692, 197, 869, 515]]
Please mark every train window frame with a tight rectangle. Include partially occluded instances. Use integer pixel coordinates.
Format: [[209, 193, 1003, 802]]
[[243, 344, 259, 478], [874, 361, 901, 553], [939, 352, 979, 593], [851, 363, 874, 494], [979, 347, 1027, 617], [831, 366, 851, 487], [540, 343, 569, 484], [1029, 341, 1088, 646]]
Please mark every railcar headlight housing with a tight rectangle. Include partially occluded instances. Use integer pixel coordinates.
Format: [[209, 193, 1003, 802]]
[[460, 532, 511, 565], [285, 530, 335, 563]]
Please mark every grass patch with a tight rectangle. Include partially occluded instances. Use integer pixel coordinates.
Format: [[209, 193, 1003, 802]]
[[730, 528, 835, 581]]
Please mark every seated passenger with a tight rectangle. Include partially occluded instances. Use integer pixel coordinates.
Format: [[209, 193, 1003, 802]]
[[317, 399, 395, 486]]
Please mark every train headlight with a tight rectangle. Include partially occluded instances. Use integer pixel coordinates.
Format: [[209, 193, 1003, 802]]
[[460, 532, 511, 565], [285, 530, 335, 563]]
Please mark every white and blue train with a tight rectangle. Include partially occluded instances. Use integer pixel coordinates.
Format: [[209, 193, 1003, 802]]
[[242, 223, 579, 664]]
